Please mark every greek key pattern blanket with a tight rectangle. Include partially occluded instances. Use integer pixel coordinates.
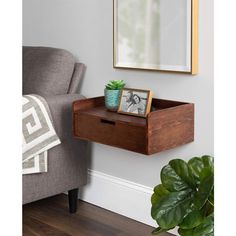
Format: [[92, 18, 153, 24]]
[[22, 95, 61, 175]]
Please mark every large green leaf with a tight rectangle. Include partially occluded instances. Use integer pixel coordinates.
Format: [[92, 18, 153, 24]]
[[179, 214, 214, 235], [179, 210, 204, 229], [151, 190, 193, 229], [202, 156, 214, 172], [193, 174, 214, 210], [192, 214, 214, 236], [199, 167, 213, 182], [188, 156, 214, 185], [161, 159, 196, 192], [178, 228, 194, 236], [151, 184, 169, 205], [188, 157, 204, 184]]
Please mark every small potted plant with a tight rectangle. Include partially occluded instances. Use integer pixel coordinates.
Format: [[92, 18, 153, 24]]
[[151, 155, 214, 236], [104, 80, 125, 111]]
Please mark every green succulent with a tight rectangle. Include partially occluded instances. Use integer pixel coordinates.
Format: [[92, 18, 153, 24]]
[[105, 80, 125, 90], [151, 155, 214, 236]]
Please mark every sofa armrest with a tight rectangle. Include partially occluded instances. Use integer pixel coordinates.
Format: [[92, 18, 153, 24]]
[[68, 63, 86, 94], [43, 94, 86, 141]]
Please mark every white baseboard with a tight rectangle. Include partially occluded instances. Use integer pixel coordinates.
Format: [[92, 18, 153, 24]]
[[80, 169, 156, 227]]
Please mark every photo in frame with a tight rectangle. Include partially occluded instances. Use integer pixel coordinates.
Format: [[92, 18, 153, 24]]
[[118, 88, 152, 117]]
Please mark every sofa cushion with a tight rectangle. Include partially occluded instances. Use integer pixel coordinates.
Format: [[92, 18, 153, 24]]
[[23, 46, 75, 96]]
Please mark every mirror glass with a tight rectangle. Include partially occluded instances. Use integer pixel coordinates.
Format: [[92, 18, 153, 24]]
[[113, 0, 196, 73]]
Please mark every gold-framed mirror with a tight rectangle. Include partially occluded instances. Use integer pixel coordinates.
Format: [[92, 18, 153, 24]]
[[113, 0, 198, 74]]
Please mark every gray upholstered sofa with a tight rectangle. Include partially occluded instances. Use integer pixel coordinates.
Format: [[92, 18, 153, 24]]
[[23, 46, 88, 213]]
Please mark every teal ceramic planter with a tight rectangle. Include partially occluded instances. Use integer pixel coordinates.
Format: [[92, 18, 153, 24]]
[[104, 89, 122, 111]]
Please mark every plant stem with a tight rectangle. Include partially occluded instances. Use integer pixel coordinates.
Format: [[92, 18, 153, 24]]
[[207, 199, 214, 207]]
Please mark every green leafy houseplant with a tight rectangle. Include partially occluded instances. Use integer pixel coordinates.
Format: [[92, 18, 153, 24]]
[[151, 155, 214, 236], [104, 80, 125, 111], [105, 80, 125, 90]]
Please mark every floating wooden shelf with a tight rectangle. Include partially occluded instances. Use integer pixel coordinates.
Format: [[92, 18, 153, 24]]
[[73, 96, 194, 155]]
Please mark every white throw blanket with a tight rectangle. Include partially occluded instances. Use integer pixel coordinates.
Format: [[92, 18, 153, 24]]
[[22, 95, 61, 175]]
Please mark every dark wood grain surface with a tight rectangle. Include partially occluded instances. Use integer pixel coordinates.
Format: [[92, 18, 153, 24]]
[[147, 103, 194, 154], [23, 194, 174, 236]]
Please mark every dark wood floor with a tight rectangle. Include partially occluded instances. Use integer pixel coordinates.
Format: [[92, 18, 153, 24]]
[[23, 194, 173, 236]]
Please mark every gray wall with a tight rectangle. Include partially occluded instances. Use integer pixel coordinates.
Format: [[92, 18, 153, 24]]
[[23, 0, 213, 187]]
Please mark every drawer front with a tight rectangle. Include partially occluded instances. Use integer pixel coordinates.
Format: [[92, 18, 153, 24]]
[[75, 113, 147, 154]]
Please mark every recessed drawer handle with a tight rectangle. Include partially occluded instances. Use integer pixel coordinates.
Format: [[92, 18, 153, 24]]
[[100, 119, 116, 125]]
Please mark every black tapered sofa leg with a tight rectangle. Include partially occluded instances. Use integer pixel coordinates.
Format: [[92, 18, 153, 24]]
[[68, 188, 79, 213]]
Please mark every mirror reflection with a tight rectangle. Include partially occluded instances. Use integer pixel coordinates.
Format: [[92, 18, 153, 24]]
[[114, 0, 193, 72]]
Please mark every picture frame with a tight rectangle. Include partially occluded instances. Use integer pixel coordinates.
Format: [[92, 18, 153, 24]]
[[113, 0, 198, 74], [118, 88, 153, 117]]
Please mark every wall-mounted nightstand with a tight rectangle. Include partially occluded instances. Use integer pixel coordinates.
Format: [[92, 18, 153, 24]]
[[73, 96, 194, 155]]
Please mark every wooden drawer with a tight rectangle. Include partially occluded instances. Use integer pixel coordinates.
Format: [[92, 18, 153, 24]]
[[73, 96, 194, 155]]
